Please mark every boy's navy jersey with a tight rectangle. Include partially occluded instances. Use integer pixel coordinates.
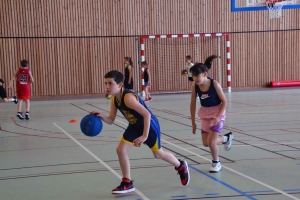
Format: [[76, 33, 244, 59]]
[[195, 78, 221, 107], [113, 88, 157, 128], [144, 68, 149, 82]]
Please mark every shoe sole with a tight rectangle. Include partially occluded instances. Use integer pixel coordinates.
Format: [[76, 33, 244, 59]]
[[182, 160, 190, 186], [209, 165, 222, 173], [112, 188, 135, 194]]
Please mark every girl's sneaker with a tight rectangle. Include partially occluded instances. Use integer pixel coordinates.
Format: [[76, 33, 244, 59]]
[[209, 160, 221, 173], [223, 132, 233, 151]]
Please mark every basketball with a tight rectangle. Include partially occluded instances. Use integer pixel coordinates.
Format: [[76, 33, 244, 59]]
[[80, 114, 103, 137], [105, 92, 112, 99], [181, 69, 188, 76]]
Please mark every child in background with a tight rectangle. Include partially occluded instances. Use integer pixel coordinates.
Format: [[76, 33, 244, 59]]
[[185, 55, 194, 87], [141, 61, 152, 102], [9, 59, 34, 120], [0, 79, 18, 104], [124, 57, 134, 90]]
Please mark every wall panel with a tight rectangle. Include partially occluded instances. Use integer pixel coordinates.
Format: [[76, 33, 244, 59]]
[[0, 0, 299, 96], [0, 37, 137, 97]]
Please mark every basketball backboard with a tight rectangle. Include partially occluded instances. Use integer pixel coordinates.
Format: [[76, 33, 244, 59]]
[[231, 0, 300, 11]]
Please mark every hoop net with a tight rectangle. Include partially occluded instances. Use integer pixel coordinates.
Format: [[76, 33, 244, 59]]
[[266, 0, 284, 19]]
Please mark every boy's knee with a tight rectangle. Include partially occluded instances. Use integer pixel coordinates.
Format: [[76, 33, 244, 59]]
[[116, 146, 123, 155], [153, 151, 162, 159]]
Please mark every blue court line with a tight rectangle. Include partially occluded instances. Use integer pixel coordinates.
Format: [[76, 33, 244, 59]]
[[283, 189, 300, 192], [188, 165, 257, 200], [205, 193, 220, 196], [171, 195, 187, 198]]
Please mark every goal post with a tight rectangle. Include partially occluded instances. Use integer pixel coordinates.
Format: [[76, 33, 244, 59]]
[[139, 33, 231, 96]]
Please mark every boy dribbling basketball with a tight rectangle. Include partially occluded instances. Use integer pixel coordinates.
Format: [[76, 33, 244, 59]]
[[91, 70, 190, 194]]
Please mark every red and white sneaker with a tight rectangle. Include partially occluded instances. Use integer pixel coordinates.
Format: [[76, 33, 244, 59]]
[[144, 98, 150, 102], [112, 178, 135, 194], [148, 97, 152, 101], [175, 160, 190, 186]]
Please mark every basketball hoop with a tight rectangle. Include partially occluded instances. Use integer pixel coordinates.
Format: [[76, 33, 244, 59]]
[[266, 0, 284, 19]]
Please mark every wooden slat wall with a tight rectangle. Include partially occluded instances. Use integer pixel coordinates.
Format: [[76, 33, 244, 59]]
[[0, 38, 137, 96], [232, 31, 300, 87], [1, 0, 299, 37], [0, 0, 299, 96]]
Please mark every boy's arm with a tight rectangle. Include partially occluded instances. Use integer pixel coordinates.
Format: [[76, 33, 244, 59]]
[[96, 99, 117, 124], [190, 82, 197, 133], [29, 69, 34, 83], [214, 80, 227, 119], [125, 94, 151, 140]]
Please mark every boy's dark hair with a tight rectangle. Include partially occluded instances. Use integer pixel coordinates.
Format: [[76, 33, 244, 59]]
[[124, 57, 133, 66], [104, 70, 124, 84], [141, 61, 148, 66], [185, 55, 192, 60], [0, 79, 4, 84], [189, 55, 218, 76], [20, 59, 29, 67]]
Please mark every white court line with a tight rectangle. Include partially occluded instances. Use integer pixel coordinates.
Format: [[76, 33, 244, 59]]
[[53, 123, 149, 200], [114, 119, 300, 200]]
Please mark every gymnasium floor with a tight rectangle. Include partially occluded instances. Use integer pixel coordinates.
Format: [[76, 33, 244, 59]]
[[0, 88, 300, 200]]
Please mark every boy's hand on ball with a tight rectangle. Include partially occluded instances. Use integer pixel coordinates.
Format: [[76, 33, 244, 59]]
[[90, 111, 101, 118]]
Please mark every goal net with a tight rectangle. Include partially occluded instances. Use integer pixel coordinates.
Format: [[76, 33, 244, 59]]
[[139, 33, 231, 96]]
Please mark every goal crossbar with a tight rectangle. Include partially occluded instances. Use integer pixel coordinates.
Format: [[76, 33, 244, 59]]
[[140, 33, 231, 95]]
